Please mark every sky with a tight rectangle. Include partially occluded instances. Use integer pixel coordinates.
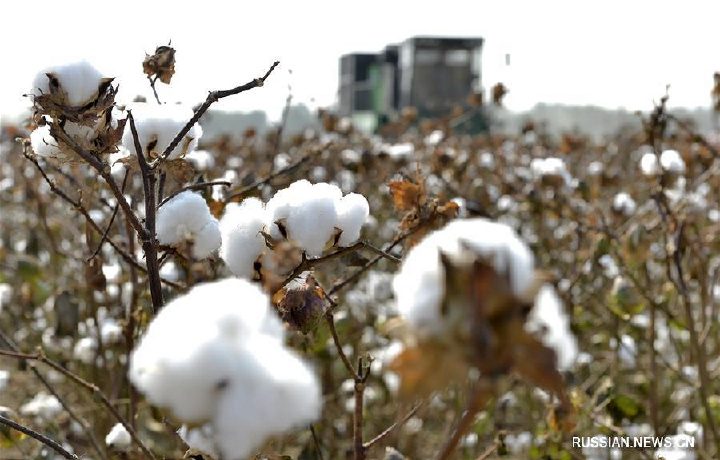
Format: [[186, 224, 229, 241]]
[[2, 0, 720, 122]]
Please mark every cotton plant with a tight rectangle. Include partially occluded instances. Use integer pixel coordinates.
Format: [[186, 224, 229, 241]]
[[105, 423, 132, 450], [156, 191, 221, 259], [388, 218, 577, 429], [129, 278, 321, 460]]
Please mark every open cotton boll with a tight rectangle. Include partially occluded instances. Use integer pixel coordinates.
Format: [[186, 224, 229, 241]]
[[193, 220, 222, 259], [525, 284, 578, 370], [122, 103, 202, 160], [336, 193, 369, 247], [661, 149, 686, 174], [266, 179, 313, 240], [612, 192, 636, 216], [220, 198, 269, 278], [213, 334, 321, 460], [179, 425, 220, 459], [30, 124, 63, 158], [130, 279, 320, 458], [105, 423, 132, 449], [284, 183, 341, 257], [73, 337, 98, 364], [20, 392, 62, 419], [393, 218, 534, 336], [129, 279, 285, 423], [31, 60, 105, 107], [640, 152, 660, 175], [156, 191, 220, 258]]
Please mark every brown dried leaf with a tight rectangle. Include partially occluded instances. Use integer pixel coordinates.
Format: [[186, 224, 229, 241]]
[[387, 341, 469, 402], [389, 179, 422, 211]]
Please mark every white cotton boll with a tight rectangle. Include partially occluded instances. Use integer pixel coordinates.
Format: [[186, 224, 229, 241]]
[[178, 425, 219, 459], [425, 129, 443, 146], [661, 149, 686, 174], [157, 192, 212, 246], [386, 142, 414, 159], [640, 152, 660, 175], [336, 193, 369, 247], [266, 180, 313, 240], [184, 149, 215, 171], [129, 279, 285, 423], [20, 392, 62, 419], [525, 285, 578, 370], [213, 334, 321, 460], [101, 319, 123, 345], [285, 183, 340, 257], [30, 125, 63, 158], [156, 191, 219, 258], [219, 198, 269, 279], [105, 423, 131, 450], [31, 60, 105, 107], [479, 152, 495, 169], [612, 192, 636, 216], [122, 103, 202, 160], [74, 337, 98, 364], [193, 220, 222, 259], [393, 218, 534, 336]]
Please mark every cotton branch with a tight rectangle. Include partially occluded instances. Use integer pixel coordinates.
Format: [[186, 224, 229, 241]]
[[127, 110, 164, 311], [0, 349, 158, 460], [152, 60, 280, 168], [0, 414, 77, 460]]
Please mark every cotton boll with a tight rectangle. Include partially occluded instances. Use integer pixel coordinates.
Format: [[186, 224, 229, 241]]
[[336, 193, 369, 247], [661, 149, 686, 174], [193, 220, 222, 259], [266, 180, 313, 240], [157, 192, 212, 246], [393, 218, 534, 336], [73, 337, 98, 364], [101, 319, 123, 345], [30, 125, 63, 158], [20, 392, 62, 419], [156, 191, 219, 258], [525, 285, 578, 370], [640, 152, 660, 175], [285, 183, 340, 257], [105, 423, 131, 450], [612, 192, 636, 217], [184, 149, 215, 171], [129, 279, 285, 423], [122, 103, 202, 160], [213, 335, 321, 460], [219, 198, 269, 279], [178, 424, 219, 459], [31, 60, 105, 107], [130, 279, 319, 458]]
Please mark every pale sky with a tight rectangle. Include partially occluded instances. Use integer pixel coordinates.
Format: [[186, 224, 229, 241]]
[[2, 0, 719, 122]]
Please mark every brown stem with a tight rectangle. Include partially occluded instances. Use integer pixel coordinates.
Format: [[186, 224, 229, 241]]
[[128, 111, 164, 312], [0, 350, 158, 460], [363, 403, 422, 450], [158, 180, 232, 208], [153, 61, 280, 168], [434, 385, 492, 460], [0, 414, 77, 459]]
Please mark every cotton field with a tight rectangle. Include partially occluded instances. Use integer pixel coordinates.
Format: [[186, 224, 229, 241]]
[[0, 44, 719, 460]]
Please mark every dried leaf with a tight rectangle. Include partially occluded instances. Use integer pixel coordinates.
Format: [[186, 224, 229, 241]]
[[389, 179, 422, 211], [143, 45, 176, 84]]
